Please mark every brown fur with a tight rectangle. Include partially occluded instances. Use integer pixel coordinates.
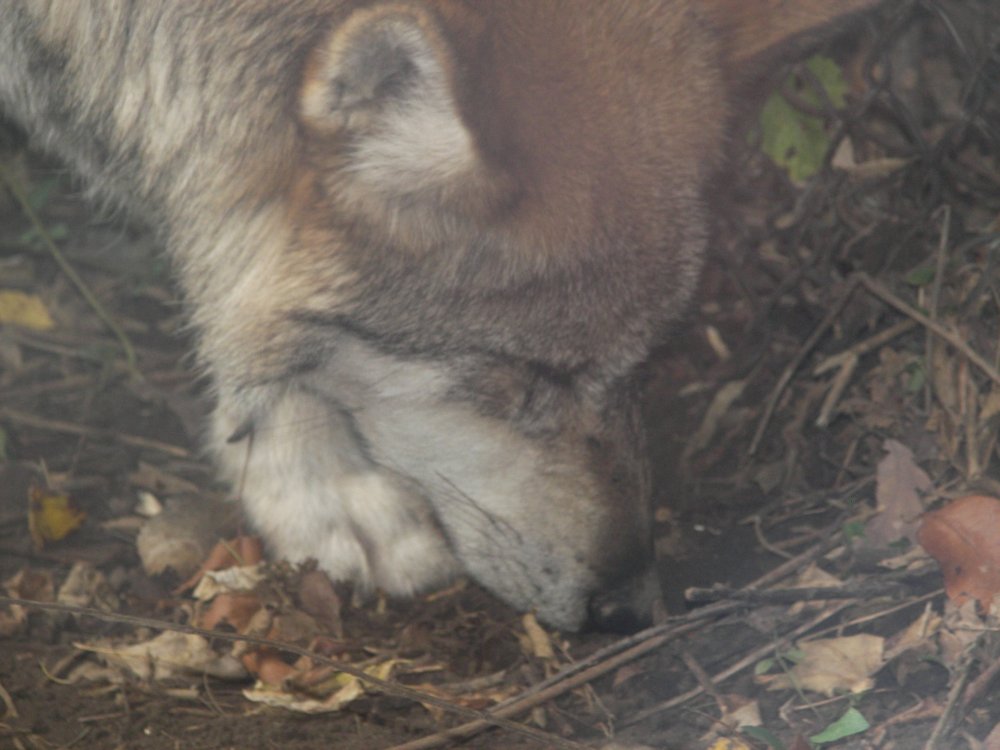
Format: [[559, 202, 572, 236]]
[[0, 0, 878, 630]]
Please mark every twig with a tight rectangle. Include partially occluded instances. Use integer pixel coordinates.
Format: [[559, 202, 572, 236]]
[[923, 653, 974, 750], [813, 320, 918, 376], [386, 603, 743, 750], [0, 163, 138, 375], [924, 205, 951, 413], [744, 518, 846, 589], [685, 581, 910, 605], [962, 654, 1000, 711], [0, 679, 19, 719], [749, 277, 861, 455], [392, 528, 851, 750], [750, 268, 1000, 455], [0, 596, 584, 750], [855, 272, 1000, 386], [625, 603, 851, 726], [812, 319, 917, 426], [681, 652, 731, 714], [0, 407, 190, 459]]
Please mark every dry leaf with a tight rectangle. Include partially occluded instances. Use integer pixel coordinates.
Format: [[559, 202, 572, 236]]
[[917, 494, 1000, 609], [865, 440, 930, 549], [242, 650, 297, 685], [702, 696, 762, 740], [884, 605, 941, 662], [77, 631, 247, 681], [0, 290, 55, 330], [787, 563, 843, 614], [198, 592, 262, 631], [520, 612, 555, 660], [57, 562, 117, 612], [297, 569, 343, 639], [0, 568, 54, 636], [243, 658, 399, 714], [938, 598, 986, 668], [982, 720, 1000, 750], [192, 563, 266, 601], [759, 634, 884, 696], [28, 486, 85, 549]]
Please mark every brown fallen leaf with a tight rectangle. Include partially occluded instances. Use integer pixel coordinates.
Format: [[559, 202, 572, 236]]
[[884, 604, 941, 662], [938, 598, 986, 668], [198, 592, 263, 631], [0, 568, 54, 636], [702, 695, 762, 740], [865, 440, 930, 550], [173, 535, 263, 594], [758, 634, 884, 696], [56, 562, 118, 613], [77, 631, 247, 682], [242, 649, 297, 686], [243, 658, 399, 714], [297, 568, 343, 639], [917, 494, 1000, 610]]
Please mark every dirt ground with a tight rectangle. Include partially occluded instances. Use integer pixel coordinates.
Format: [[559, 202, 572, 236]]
[[1, 3, 999, 749]]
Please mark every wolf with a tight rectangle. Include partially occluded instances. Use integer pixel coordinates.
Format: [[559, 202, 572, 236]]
[[0, 0, 877, 631]]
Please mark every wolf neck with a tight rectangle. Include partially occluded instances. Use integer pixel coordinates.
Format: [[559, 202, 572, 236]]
[[2, 3, 308, 235]]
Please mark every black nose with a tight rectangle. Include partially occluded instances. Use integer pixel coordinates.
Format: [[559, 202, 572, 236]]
[[586, 569, 664, 633]]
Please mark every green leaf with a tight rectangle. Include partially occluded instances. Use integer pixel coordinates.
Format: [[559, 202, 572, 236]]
[[809, 707, 870, 744], [755, 657, 776, 675], [759, 55, 848, 182], [905, 266, 936, 286], [905, 361, 926, 393], [806, 56, 848, 109], [782, 648, 806, 664], [843, 520, 866, 541], [742, 725, 786, 750]]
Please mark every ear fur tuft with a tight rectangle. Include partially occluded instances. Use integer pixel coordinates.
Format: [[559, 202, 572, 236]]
[[300, 4, 480, 199]]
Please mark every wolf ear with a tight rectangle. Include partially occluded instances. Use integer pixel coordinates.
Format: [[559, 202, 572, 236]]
[[300, 4, 481, 198], [704, 0, 879, 73]]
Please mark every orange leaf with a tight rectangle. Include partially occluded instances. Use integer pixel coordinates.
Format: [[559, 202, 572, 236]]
[[242, 649, 296, 685], [198, 592, 263, 631], [173, 535, 263, 594], [917, 495, 1000, 610]]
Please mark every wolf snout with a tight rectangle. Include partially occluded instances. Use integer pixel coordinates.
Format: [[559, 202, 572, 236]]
[[586, 567, 665, 633]]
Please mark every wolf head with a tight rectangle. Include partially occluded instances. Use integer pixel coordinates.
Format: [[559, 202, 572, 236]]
[[201, 0, 877, 631], [0, 0, 875, 630]]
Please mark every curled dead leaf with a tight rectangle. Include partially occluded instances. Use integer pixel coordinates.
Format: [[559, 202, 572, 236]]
[[173, 535, 263, 595], [917, 494, 1000, 610], [0, 568, 54, 636], [198, 592, 262, 631]]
